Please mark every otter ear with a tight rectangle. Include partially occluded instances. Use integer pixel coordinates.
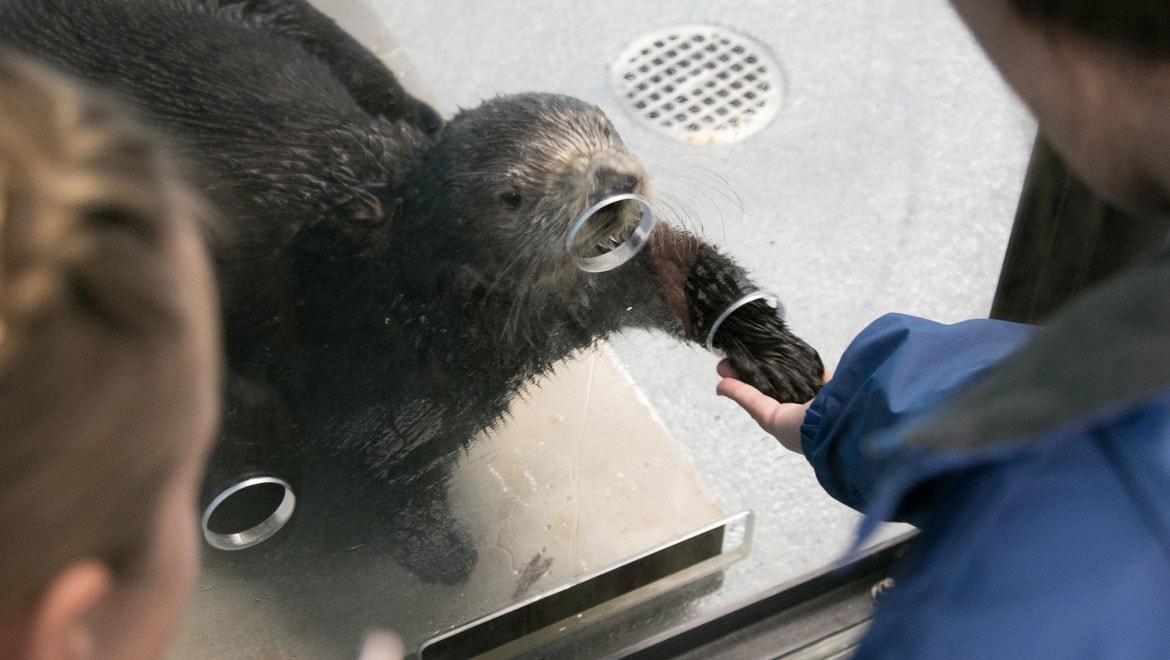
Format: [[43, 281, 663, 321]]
[[296, 190, 401, 260], [358, 196, 402, 257], [25, 561, 111, 660], [333, 187, 398, 226]]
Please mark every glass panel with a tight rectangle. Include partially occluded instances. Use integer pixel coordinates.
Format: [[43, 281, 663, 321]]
[[110, 0, 1033, 656]]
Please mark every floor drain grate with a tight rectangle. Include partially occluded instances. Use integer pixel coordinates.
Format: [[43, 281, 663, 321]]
[[609, 24, 784, 145]]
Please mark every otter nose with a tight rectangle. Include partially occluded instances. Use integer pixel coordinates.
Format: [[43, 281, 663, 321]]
[[595, 168, 641, 196]]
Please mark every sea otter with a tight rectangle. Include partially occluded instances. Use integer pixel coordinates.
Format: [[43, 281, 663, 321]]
[[0, 0, 823, 583]]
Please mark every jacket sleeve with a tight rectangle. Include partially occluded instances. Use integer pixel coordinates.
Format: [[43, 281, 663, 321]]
[[800, 313, 1035, 527]]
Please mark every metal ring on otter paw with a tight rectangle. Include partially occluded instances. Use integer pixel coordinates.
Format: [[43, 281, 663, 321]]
[[566, 193, 656, 273], [706, 291, 787, 355], [201, 476, 296, 551]]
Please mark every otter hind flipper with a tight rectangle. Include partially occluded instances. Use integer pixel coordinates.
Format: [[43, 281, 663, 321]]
[[192, 0, 443, 133]]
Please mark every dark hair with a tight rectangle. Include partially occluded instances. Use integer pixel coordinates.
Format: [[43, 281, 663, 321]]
[[1010, 1, 1170, 57], [0, 53, 213, 616]]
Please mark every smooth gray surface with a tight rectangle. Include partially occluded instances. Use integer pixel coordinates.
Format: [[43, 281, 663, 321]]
[[370, 0, 1035, 603]]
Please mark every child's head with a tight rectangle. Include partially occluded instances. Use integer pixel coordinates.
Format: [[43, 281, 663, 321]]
[[951, 0, 1170, 213], [0, 54, 221, 660]]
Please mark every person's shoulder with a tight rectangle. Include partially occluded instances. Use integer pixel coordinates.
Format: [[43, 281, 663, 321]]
[[853, 397, 1170, 658]]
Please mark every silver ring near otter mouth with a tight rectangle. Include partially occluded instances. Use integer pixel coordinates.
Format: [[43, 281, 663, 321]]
[[201, 476, 296, 551], [566, 193, 656, 273], [706, 291, 787, 355]]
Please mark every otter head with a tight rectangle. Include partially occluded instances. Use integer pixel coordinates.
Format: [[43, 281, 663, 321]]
[[403, 93, 649, 299]]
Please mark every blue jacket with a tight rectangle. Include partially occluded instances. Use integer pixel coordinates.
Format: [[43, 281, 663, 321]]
[[801, 252, 1170, 658]]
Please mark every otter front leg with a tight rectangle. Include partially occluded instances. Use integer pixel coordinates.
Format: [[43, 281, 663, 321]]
[[642, 227, 824, 403], [378, 464, 478, 585], [197, 0, 443, 133], [327, 400, 483, 584]]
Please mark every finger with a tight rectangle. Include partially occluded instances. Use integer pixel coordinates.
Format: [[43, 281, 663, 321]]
[[359, 630, 405, 660], [716, 359, 739, 379], [716, 375, 757, 402], [717, 377, 782, 427]]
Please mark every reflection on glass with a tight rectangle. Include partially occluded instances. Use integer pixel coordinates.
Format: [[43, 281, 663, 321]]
[[0, 0, 1034, 656]]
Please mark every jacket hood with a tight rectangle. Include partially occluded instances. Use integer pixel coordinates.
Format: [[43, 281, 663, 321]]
[[909, 243, 1170, 450]]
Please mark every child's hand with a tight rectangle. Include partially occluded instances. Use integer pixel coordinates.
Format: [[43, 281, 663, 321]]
[[716, 359, 816, 454]]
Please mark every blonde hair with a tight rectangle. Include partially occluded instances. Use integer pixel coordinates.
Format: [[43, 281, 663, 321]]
[[0, 53, 214, 616]]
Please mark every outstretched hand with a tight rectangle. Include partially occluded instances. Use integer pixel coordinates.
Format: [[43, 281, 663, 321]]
[[716, 359, 817, 454]]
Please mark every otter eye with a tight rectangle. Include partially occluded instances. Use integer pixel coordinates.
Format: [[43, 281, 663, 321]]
[[499, 191, 522, 209]]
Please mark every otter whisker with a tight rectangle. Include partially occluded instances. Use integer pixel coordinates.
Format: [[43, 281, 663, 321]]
[[482, 239, 540, 302], [657, 169, 745, 216], [653, 193, 705, 236], [500, 259, 543, 349], [654, 180, 737, 243], [645, 151, 749, 180]]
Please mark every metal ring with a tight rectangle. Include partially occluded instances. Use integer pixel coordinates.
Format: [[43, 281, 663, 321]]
[[201, 476, 296, 551], [565, 193, 656, 273], [705, 290, 787, 355]]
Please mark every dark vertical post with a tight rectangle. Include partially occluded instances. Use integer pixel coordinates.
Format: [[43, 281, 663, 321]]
[[990, 137, 1169, 324]]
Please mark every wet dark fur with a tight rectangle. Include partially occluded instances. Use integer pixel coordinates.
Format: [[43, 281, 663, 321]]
[[0, 0, 823, 583]]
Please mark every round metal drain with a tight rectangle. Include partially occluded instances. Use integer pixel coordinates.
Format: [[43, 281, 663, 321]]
[[609, 24, 784, 144]]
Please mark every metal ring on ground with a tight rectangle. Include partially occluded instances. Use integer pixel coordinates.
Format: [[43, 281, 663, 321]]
[[565, 193, 656, 273], [201, 476, 296, 551], [705, 290, 787, 355]]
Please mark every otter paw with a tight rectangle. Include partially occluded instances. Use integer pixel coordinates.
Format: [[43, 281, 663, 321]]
[[714, 301, 825, 403], [383, 493, 479, 585]]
